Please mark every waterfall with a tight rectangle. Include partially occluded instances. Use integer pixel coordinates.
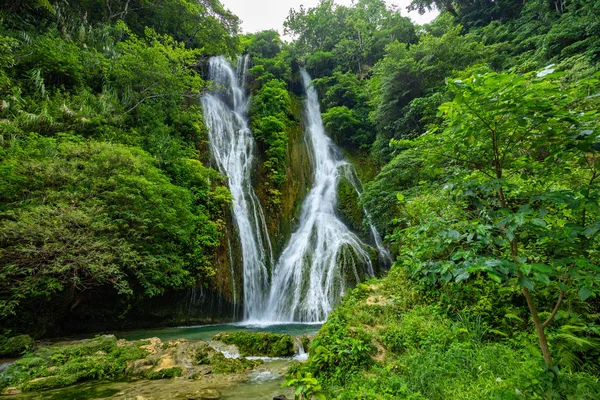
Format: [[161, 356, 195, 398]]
[[201, 56, 273, 320], [261, 69, 385, 323]]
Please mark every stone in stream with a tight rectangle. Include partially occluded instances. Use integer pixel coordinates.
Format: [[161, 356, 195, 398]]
[[187, 388, 221, 399], [273, 396, 288, 400]]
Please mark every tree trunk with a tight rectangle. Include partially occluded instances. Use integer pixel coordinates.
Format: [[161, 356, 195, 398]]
[[522, 286, 554, 365]]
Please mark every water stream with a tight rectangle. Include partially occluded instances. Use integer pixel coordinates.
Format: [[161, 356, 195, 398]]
[[201, 56, 273, 320]]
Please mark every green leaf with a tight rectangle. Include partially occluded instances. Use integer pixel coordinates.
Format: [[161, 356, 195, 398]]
[[531, 218, 547, 227], [487, 272, 502, 283], [519, 277, 534, 291], [396, 192, 405, 202], [579, 287, 593, 301], [531, 264, 552, 274]]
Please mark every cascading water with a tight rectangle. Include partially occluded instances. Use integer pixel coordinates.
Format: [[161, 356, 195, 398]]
[[261, 69, 388, 323], [201, 56, 273, 320]]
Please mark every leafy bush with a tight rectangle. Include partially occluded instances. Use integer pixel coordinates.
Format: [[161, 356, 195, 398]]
[[0, 137, 227, 319]]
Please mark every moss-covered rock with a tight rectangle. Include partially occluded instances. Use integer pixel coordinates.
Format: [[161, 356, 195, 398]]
[[0, 334, 35, 358], [205, 352, 261, 374], [212, 332, 295, 357], [146, 367, 183, 380], [0, 335, 147, 392], [0, 334, 270, 393]]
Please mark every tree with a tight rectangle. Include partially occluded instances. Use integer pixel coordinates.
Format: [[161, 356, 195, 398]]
[[395, 69, 600, 365]]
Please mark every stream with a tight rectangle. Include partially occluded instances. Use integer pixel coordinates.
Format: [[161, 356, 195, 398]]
[[2, 323, 319, 400]]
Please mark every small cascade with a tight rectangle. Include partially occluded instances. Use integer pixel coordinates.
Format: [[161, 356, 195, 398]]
[[201, 56, 273, 320], [261, 69, 383, 323], [293, 337, 308, 361]]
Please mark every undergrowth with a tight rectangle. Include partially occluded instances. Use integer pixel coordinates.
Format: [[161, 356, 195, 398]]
[[291, 269, 600, 399]]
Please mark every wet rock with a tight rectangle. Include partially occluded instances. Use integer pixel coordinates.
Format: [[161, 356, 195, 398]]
[[155, 354, 177, 371], [188, 388, 221, 399], [139, 337, 163, 355], [273, 396, 288, 400]]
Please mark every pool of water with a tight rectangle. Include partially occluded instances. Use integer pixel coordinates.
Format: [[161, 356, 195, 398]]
[[115, 322, 322, 342]]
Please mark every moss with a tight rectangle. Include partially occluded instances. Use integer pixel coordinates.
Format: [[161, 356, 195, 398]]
[[192, 344, 261, 374], [212, 332, 295, 357], [146, 367, 182, 380], [337, 177, 365, 234], [20, 375, 77, 392], [193, 346, 212, 365], [0, 335, 148, 393], [299, 335, 312, 351], [0, 334, 35, 357], [206, 352, 261, 374]]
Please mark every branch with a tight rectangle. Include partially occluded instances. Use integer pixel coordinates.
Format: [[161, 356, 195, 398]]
[[124, 94, 165, 113], [542, 290, 564, 328], [438, 152, 496, 179]]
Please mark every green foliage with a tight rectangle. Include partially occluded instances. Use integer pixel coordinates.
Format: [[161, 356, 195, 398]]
[[0, 0, 240, 55], [293, 272, 600, 399], [336, 178, 365, 234], [0, 0, 237, 334], [285, 371, 327, 400], [245, 32, 295, 205], [203, 352, 261, 374], [313, 72, 374, 149], [212, 331, 295, 357], [368, 25, 487, 162], [0, 335, 147, 392], [285, 0, 416, 74], [0, 137, 227, 318], [146, 367, 182, 380], [0, 334, 35, 358]]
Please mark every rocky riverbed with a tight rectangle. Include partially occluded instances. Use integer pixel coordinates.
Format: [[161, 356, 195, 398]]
[[0, 332, 310, 399]]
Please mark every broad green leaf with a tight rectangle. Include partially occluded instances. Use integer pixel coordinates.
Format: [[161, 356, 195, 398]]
[[519, 277, 534, 291], [487, 272, 502, 283], [579, 287, 593, 301], [531, 264, 552, 274]]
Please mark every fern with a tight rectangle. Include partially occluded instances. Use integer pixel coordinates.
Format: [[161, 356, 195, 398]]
[[552, 325, 600, 371], [28, 69, 46, 98]]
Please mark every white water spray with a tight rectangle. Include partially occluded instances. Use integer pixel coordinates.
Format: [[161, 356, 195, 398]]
[[201, 56, 273, 320], [261, 70, 387, 323]]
